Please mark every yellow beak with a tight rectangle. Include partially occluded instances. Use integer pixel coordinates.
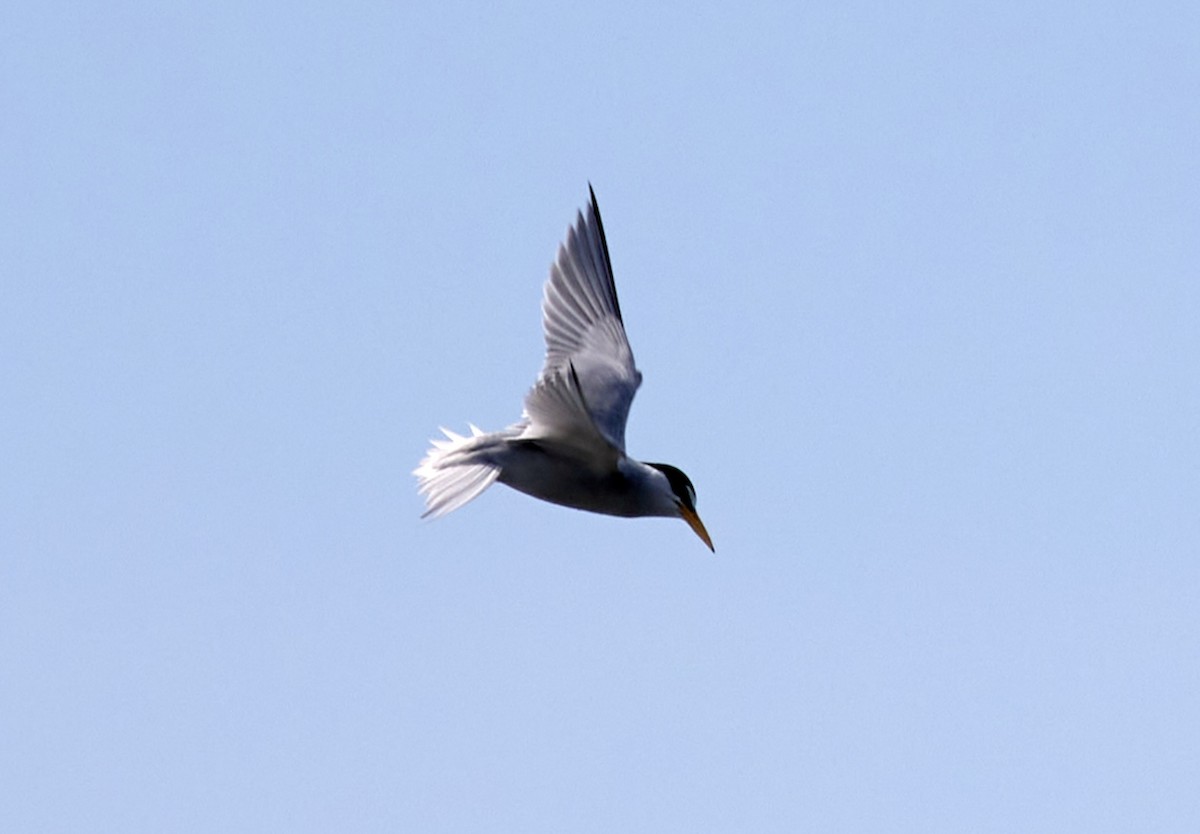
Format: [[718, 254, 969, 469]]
[[679, 505, 715, 552]]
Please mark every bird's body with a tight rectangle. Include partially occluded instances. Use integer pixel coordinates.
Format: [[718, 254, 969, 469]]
[[415, 186, 712, 551], [498, 441, 681, 518]]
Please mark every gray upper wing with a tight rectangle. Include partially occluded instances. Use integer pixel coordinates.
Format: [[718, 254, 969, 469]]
[[524, 186, 642, 453]]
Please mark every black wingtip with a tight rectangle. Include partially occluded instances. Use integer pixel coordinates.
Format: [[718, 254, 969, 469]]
[[583, 183, 622, 322]]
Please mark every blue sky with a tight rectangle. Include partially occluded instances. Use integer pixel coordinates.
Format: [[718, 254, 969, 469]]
[[3, 1, 1198, 831]]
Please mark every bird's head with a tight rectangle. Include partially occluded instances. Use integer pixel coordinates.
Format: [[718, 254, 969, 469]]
[[645, 462, 714, 552]]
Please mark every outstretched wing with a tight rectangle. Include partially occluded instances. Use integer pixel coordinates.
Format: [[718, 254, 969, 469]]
[[524, 186, 642, 454]]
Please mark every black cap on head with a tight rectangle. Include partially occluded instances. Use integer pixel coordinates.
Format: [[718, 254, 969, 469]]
[[645, 462, 697, 511]]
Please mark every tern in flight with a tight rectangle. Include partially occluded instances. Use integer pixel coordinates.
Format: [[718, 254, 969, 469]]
[[415, 186, 713, 551]]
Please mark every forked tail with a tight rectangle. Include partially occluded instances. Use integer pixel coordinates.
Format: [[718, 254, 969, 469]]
[[413, 425, 503, 518]]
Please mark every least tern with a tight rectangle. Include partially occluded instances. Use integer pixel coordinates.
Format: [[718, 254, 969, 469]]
[[415, 186, 713, 551]]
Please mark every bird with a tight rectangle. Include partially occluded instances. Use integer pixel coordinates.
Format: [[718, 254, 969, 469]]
[[414, 186, 713, 552]]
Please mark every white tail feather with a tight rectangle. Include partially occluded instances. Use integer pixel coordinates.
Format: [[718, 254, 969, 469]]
[[414, 426, 501, 518]]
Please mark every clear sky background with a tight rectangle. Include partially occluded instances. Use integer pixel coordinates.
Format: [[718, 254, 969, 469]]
[[3, 1, 1198, 831]]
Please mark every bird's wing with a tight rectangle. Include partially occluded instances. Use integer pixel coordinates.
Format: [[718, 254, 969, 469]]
[[524, 186, 642, 454], [521, 363, 618, 467]]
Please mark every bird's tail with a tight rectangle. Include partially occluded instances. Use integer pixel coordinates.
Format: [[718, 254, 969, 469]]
[[413, 424, 504, 518]]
